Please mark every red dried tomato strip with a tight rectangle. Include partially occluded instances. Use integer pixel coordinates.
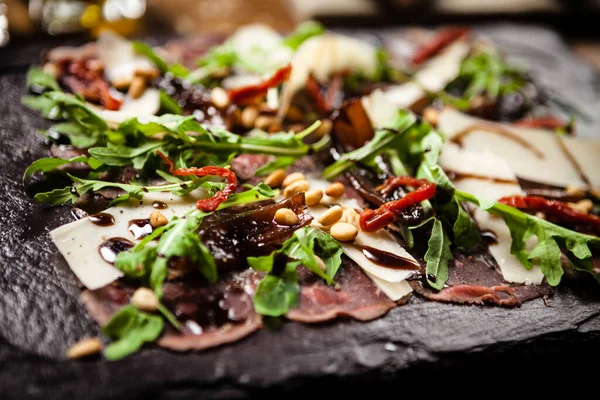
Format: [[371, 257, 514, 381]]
[[157, 150, 237, 212], [228, 64, 292, 105], [66, 60, 122, 110], [360, 176, 437, 232], [514, 115, 566, 130], [306, 73, 329, 113], [499, 195, 600, 234], [411, 27, 471, 65]]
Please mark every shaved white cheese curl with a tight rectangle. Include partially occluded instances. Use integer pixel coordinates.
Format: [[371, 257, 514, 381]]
[[51, 190, 210, 290], [440, 144, 545, 285], [96, 31, 155, 84], [361, 89, 399, 128], [279, 34, 378, 115], [228, 24, 293, 74], [383, 40, 469, 109], [438, 108, 600, 190], [119, 88, 160, 117]]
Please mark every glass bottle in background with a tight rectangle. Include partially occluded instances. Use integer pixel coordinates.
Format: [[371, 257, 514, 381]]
[[28, 0, 145, 37]]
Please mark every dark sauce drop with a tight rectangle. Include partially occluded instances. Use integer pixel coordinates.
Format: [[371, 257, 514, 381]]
[[89, 212, 115, 227], [357, 244, 420, 270], [128, 219, 153, 240], [99, 237, 134, 264], [152, 201, 168, 210], [480, 229, 498, 245]]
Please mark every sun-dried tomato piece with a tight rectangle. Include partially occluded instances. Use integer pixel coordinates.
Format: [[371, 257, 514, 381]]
[[514, 115, 568, 130], [360, 176, 436, 232], [499, 195, 600, 235], [157, 150, 237, 212], [411, 27, 471, 65], [228, 64, 292, 105]]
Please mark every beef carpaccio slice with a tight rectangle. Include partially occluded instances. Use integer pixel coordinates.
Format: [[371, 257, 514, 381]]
[[81, 257, 404, 351], [81, 271, 264, 352], [409, 242, 554, 306], [286, 258, 402, 323]]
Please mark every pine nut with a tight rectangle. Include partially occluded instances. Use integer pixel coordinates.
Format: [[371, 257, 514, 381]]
[[150, 211, 168, 228], [255, 115, 274, 131], [565, 185, 586, 199], [571, 199, 594, 214], [67, 337, 103, 359], [318, 205, 343, 226], [264, 169, 286, 188], [314, 119, 333, 138], [341, 207, 360, 226], [275, 208, 299, 226], [128, 75, 146, 99], [241, 107, 259, 128], [135, 68, 161, 80], [112, 76, 132, 90], [305, 189, 323, 206], [423, 107, 440, 126], [132, 287, 159, 312], [42, 62, 60, 79], [282, 172, 306, 188], [210, 87, 230, 109], [283, 179, 309, 198], [325, 182, 345, 198], [315, 255, 326, 271], [330, 222, 358, 242]]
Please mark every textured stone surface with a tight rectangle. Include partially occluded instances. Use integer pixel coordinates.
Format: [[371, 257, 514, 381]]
[[1, 25, 600, 399]]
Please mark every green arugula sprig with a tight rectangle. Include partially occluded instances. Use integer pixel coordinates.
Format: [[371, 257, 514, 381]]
[[442, 50, 528, 109], [281, 21, 325, 50], [248, 227, 343, 317], [102, 305, 163, 361], [455, 190, 600, 285]]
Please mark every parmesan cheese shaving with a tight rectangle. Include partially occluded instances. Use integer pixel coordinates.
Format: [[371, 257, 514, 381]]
[[51, 190, 209, 290], [440, 144, 545, 285], [438, 108, 600, 190]]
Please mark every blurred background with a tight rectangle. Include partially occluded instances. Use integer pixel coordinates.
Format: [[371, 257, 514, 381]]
[[2, 0, 600, 69]]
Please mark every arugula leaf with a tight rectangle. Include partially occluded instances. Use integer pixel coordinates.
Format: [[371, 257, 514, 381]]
[[132, 42, 189, 78], [159, 90, 183, 114], [443, 51, 528, 108], [282, 21, 325, 50], [45, 91, 109, 132], [88, 141, 165, 168], [26, 66, 60, 92], [451, 200, 480, 250], [455, 189, 600, 285], [23, 155, 89, 182], [424, 218, 452, 290], [47, 122, 103, 148], [253, 268, 300, 317], [248, 227, 342, 317], [156, 212, 217, 285], [22, 95, 62, 119], [102, 305, 164, 361], [33, 187, 78, 205], [323, 111, 418, 179]]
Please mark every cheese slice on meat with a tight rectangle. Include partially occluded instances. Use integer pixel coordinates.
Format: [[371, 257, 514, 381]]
[[383, 40, 470, 109], [437, 108, 600, 190], [440, 143, 545, 285], [50, 190, 210, 290]]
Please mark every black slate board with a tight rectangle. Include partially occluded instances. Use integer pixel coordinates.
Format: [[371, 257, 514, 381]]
[[1, 24, 600, 399]]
